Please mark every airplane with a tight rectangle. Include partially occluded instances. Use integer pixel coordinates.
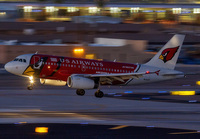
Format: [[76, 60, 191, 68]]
[[5, 34, 185, 98]]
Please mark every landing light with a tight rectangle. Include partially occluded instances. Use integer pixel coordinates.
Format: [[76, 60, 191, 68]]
[[29, 76, 34, 83], [29, 76, 33, 80]]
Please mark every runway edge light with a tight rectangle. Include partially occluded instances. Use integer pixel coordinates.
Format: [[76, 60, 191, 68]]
[[35, 127, 48, 133], [170, 91, 195, 96], [196, 81, 200, 86]]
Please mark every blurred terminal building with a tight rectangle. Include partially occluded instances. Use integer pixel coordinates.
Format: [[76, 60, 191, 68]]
[[1, 0, 200, 22], [1, 0, 200, 65]]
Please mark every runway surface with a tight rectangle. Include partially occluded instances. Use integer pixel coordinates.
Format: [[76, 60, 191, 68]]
[[0, 65, 200, 137]]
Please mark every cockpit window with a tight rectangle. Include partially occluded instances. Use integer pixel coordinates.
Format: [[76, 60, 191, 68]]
[[13, 58, 26, 63], [14, 58, 19, 61]]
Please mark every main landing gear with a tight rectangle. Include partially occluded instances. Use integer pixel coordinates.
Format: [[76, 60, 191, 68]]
[[27, 76, 34, 90], [95, 90, 104, 98], [76, 89, 104, 98], [76, 89, 85, 96]]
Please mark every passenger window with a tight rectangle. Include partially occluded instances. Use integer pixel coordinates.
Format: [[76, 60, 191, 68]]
[[14, 58, 19, 61], [23, 59, 26, 63], [19, 59, 22, 62]]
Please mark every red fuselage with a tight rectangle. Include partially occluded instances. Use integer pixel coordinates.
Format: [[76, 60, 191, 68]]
[[25, 54, 139, 82]]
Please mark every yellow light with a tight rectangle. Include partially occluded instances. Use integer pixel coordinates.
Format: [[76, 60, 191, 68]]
[[196, 81, 200, 85], [18, 122, 27, 124], [35, 127, 48, 133], [0, 12, 6, 15], [109, 125, 128, 130], [170, 91, 195, 96], [85, 54, 95, 59]]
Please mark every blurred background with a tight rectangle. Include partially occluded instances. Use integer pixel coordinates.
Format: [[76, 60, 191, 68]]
[[0, 0, 200, 68]]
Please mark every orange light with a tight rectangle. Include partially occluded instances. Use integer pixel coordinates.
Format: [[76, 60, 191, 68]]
[[35, 127, 48, 133], [73, 48, 84, 53]]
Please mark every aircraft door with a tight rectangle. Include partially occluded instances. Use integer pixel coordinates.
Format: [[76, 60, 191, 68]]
[[33, 56, 43, 69]]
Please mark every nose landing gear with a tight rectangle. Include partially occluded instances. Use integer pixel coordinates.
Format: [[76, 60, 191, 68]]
[[27, 76, 34, 90]]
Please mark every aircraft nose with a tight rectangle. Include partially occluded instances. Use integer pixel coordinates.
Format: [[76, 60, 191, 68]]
[[4, 61, 26, 75], [4, 62, 13, 73]]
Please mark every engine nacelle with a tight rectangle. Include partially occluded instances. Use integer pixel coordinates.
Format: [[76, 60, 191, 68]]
[[40, 79, 67, 86], [67, 76, 98, 89]]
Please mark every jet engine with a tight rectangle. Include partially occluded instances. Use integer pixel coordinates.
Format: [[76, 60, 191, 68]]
[[67, 75, 99, 89], [40, 79, 67, 86]]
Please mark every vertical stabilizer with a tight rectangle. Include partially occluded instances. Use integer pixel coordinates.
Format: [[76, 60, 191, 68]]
[[145, 34, 185, 69]]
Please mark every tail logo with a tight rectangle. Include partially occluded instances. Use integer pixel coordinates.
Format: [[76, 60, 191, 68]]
[[159, 46, 179, 63]]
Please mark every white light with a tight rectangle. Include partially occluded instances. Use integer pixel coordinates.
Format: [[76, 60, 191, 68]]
[[46, 6, 55, 12], [29, 76, 33, 80], [24, 6, 32, 12], [89, 7, 98, 14], [67, 7, 78, 12], [172, 8, 181, 14], [131, 7, 139, 13], [194, 8, 200, 14], [110, 7, 120, 13]]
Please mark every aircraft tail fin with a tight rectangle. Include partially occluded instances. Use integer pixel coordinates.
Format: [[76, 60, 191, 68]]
[[145, 34, 185, 70]]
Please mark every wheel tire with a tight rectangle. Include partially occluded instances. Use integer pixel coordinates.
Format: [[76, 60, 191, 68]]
[[76, 89, 85, 96], [95, 90, 104, 98], [27, 85, 33, 90]]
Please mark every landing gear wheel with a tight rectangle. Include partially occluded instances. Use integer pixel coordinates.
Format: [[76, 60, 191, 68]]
[[76, 89, 85, 96], [95, 90, 104, 98], [27, 85, 33, 90]]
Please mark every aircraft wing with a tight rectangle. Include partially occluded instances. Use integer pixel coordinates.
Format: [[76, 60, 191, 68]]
[[84, 72, 148, 85], [162, 72, 200, 76]]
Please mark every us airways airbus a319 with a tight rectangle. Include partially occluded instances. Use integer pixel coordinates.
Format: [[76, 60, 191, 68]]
[[5, 34, 185, 98]]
